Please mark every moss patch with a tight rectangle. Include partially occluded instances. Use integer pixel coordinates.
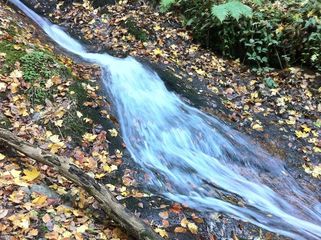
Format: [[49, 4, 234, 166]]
[[123, 17, 149, 42], [0, 40, 26, 74]]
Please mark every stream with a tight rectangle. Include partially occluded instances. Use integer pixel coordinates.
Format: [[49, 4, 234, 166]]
[[9, 0, 321, 239]]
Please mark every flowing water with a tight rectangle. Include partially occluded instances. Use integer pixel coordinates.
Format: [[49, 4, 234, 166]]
[[10, 0, 321, 239]]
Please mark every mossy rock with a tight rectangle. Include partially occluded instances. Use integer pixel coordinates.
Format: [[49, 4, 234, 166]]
[[123, 17, 149, 42]]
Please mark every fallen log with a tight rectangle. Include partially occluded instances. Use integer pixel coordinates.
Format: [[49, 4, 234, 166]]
[[0, 128, 163, 240]]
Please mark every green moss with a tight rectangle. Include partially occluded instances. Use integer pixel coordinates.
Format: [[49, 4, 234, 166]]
[[45, 81, 91, 144], [0, 111, 11, 129], [124, 18, 149, 42], [20, 51, 67, 105], [20, 51, 60, 82], [0, 40, 26, 74]]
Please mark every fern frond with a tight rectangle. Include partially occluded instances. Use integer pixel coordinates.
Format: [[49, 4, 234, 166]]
[[160, 0, 177, 13], [211, 1, 253, 22]]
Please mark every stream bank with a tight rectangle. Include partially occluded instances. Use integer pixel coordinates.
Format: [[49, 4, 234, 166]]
[[2, 0, 320, 240]]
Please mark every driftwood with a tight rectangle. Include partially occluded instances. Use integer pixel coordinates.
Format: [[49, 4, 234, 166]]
[[0, 128, 163, 240]]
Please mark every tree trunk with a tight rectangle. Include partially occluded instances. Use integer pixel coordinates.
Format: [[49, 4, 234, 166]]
[[0, 128, 163, 240]]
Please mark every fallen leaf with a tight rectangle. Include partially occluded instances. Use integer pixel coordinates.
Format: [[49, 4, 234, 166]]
[[155, 228, 168, 238], [22, 168, 40, 182], [187, 222, 198, 234]]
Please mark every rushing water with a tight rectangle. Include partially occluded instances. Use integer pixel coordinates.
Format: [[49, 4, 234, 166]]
[[10, 0, 321, 239]]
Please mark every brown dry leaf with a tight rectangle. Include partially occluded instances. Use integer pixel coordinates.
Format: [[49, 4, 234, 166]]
[[159, 211, 169, 219], [42, 213, 51, 223], [28, 229, 39, 236], [8, 213, 30, 229], [9, 190, 25, 203], [180, 217, 189, 228], [174, 227, 187, 233]]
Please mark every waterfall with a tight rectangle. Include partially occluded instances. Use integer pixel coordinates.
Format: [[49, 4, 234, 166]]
[[9, 0, 321, 239]]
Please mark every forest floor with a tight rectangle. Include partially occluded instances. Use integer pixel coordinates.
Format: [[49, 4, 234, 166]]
[[0, 0, 320, 240]]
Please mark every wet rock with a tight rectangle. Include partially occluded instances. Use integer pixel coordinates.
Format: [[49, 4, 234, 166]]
[[21, 184, 60, 200], [21, 0, 57, 14]]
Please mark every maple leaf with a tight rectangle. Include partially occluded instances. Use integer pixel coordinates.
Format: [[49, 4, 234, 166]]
[[295, 130, 309, 138], [83, 133, 97, 142], [153, 48, 164, 56], [22, 167, 40, 182], [108, 128, 118, 137]]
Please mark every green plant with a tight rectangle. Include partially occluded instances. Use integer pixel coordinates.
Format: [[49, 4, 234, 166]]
[[20, 51, 64, 104], [20, 51, 59, 82], [211, 1, 252, 22], [159, 0, 321, 73], [160, 0, 176, 12]]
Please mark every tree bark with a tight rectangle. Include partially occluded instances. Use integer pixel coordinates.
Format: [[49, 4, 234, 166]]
[[0, 128, 163, 240]]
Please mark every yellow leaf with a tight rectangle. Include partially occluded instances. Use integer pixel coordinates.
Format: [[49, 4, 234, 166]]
[[54, 120, 63, 127], [187, 222, 198, 234], [313, 147, 321, 153], [295, 131, 309, 138], [252, 123, 264, 131], [49, 135, 61, 143], [195, 68, 206, 76], [302, 125, 311, 133], [48, 142, 64, 154], [8, 214, 30, 229], [0, 153, 5, 160], [22, 168, 40, 182], [32, 195, 47, 206], [83, 133, 97, 142], [180, 217, 189, 227], [153, 48, 164, 56], [108, 128, 118, 137], [155, 228, 168, 238]]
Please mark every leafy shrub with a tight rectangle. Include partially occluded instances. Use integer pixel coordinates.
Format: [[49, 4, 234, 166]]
[[160, 0, 321, 73]]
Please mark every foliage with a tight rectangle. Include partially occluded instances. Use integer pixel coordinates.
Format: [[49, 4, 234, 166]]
[[0, 40, 26, 74], [211, 1, 252, 22], [20, 51, 59, 82], [20, 51, 64, 104], [160, 0, 176, 12], [160, 0, 321, 73]]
